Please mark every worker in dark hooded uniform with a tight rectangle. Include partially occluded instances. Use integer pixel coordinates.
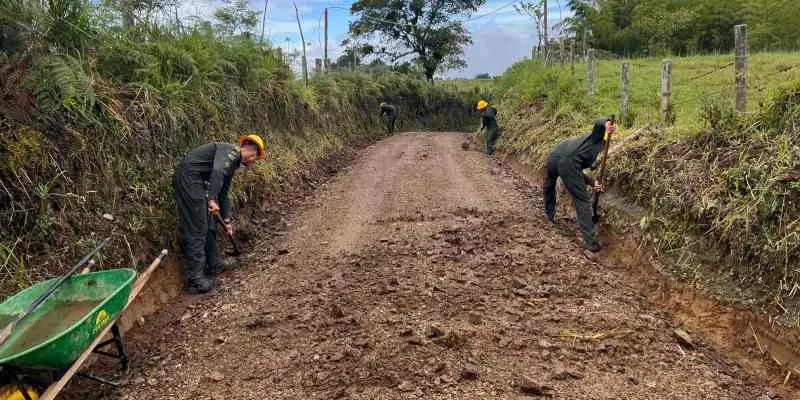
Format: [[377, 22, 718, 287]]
[[173, 134, 265, 293], [379, 102, 397, 134], [543, 118, 616, 252]]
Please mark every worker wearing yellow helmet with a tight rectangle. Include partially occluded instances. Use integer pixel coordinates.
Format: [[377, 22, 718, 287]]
[[477, 99, 500, 156], [172, 134, 266, 293]]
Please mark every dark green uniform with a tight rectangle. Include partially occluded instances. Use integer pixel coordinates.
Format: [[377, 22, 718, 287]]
[[173, 143, 241, 291], [543, 119, 608, 251], [380, 103, 397, 134], [480, 106, 499, 155]]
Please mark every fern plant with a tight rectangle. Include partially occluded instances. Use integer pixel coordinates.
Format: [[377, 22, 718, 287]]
[[25, 53, 98, 123]]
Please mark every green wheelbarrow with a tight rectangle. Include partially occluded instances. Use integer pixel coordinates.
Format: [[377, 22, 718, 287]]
[[0, 268, 136, 371], [0, 249, 168, 400]]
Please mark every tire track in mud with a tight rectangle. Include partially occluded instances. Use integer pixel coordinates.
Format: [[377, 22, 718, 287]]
[[65, 132, 788, 400]]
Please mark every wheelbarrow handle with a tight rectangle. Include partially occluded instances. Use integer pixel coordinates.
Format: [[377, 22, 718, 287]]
[[128, 249, 168, 304]]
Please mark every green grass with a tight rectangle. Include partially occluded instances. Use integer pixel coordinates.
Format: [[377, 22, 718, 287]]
[[500, 52, 800, 131], [438, 79, 496, 102]]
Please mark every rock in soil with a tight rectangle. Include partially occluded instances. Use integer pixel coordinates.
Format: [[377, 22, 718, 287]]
[[208, 370, 225, 382], [427, 325, 446, 338], [407, 335, 424, 345], [552, 370, 583, 380], [179, 312, 191, 323], [467, 312, 482, 325], [330, 304, 345, 319], [519, 378, 553, 397], [673, 328, 694, 349], [461, 363, 480, 381], [511, 277, 528, 289], [397, 381, 416, 392]]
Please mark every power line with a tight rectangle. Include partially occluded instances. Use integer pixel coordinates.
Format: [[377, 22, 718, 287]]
[[328, 1, 522, 28], [465, 0, 520, 22]]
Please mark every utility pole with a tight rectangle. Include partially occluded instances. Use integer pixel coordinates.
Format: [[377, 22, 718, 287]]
[[543, 0, 548, 63], [291, 0, 308, 85], [259, 0, 269, 47], [324, 8, 329, 73]]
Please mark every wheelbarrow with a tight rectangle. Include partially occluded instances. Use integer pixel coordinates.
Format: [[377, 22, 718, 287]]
[[0, 250, 167, 400], [0, 268, 136, 371]]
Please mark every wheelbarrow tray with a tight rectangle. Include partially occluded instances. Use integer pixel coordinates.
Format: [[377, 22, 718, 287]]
[[0, 269, 136, 371]]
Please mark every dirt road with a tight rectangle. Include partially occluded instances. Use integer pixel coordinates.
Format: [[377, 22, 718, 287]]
[[71, 132, 779, 399]]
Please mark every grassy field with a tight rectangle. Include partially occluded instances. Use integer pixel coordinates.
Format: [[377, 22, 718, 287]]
[[498, 52, 800, 132]]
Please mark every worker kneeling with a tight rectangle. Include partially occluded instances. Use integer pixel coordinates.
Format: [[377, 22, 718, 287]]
[[173, 135, 265, 293], [543, 118, 615, 252]]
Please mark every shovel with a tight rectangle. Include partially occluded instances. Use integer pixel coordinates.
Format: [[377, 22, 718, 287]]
[[214, 213, 241, 256], [0, 237, 111, 346], [592, 115, 615, 224]]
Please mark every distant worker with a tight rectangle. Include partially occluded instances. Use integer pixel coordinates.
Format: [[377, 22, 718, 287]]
[[477, 100, 499, 156], [172, 135, 266, 293], [543, 118, 616, 252], [380, 102, 397, 134]]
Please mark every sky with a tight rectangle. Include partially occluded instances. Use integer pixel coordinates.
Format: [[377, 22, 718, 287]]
[[178, 0, 570, 79]]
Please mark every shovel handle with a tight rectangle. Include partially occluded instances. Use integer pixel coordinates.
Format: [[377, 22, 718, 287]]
[[592, 115, 615, 222], [213, 213, 241, 254]]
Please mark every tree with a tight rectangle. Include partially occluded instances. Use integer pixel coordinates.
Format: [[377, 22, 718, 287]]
[[329, 47, 362, 72], [103, 0, 177, 29], [474, 72, 490, 79], [214, 0, 260, 37], [347, 0, 486, 82], [515, 1, 546, 59]]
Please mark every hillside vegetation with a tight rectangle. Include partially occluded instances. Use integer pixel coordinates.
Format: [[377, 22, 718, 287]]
[[563, 0, 800, 56], [494, 55, 800, 321], [0, 0, 474, 297]]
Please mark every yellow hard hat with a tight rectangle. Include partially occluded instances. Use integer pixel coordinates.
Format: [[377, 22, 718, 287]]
[[476, 100, 488, 110], [0, 384, 39, 400], [239, 134, 266, 160]]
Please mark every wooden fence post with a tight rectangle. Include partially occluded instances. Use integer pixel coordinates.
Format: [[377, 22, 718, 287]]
[[661, 59, 672, 124], [621, 61, 629, 125], [570, 38, 575, 79], [735, 24, 748, 112], [587, 49, 595, 96], [314, 58, 322, 76]]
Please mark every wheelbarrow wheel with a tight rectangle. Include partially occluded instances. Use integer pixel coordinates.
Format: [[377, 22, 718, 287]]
[[0, 383, 40, 400]]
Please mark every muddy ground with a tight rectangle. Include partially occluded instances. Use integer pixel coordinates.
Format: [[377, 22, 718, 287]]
[[64, 132, 792, 399]]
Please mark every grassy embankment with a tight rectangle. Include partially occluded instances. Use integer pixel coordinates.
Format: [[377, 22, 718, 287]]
[[493, 54, 800, 323], [0, 1, 476, 297]]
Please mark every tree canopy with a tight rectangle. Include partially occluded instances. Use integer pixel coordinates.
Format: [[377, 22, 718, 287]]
[[564, 0, 800, 56], [347, 0, 486, 81]]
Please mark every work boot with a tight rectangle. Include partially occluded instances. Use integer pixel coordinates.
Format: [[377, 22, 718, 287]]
[[206, 257, 239, 276], [187, 276, 215, 294], [546, 213, 555, 224], [583, 240, 603, 253]]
